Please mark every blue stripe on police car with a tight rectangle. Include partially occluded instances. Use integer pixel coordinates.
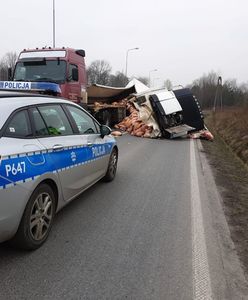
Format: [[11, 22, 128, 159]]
[[0, 143, 113, 189]]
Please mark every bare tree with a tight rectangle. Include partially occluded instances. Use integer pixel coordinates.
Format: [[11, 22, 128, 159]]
[[0, 51, 18, 80], [87, 60, 112, 85], [136, 76, 149, 86], [190, 71, 219, 108], [5, 52, 18, 70], [0, 64, 7, 81], [109, 71, 129, 87]]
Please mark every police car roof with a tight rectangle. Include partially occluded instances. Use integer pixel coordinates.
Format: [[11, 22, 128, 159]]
[[0, 92, 71, 106], [0, 92, 75, 129], [0, 90, 55, 98]]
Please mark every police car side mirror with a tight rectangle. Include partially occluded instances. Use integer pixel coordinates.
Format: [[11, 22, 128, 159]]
[[100, 125, 111, 138]]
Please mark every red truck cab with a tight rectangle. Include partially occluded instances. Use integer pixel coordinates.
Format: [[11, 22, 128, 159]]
[[12, 47, 87, 103]]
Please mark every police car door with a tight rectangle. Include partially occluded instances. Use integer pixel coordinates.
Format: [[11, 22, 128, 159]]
[[30, 104, 92, 202], [64, 104, 110, 181], [0, 109, 46, 189]]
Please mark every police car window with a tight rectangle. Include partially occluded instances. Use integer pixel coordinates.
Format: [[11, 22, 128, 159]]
[[30, 108, 49, 136], [5, 110, 32, 138], [38, 105, 73, 136], [66, 105, 99, 134]]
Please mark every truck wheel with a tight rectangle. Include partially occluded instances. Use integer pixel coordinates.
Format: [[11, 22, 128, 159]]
[[103, 148, 118, 182], [11, 183, 56, 250]]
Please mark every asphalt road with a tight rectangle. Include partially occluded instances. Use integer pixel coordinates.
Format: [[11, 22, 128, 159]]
[[0, 135, 247, 300]]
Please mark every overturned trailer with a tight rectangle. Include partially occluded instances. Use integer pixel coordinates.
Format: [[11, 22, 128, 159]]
[[133, 88, 196, 138], [85, 79, 150, 127], [86, 80, 205, 139]]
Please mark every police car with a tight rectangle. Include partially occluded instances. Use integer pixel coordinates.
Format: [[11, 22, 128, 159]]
[[0, 92, 118, 250]]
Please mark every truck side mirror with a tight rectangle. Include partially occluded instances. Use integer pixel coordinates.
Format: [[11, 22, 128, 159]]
[[72, 68, 78, 81], [7, 68, 12, 80]]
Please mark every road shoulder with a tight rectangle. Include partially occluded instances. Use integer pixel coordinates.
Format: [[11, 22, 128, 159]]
[[195, 139, 248, 299]]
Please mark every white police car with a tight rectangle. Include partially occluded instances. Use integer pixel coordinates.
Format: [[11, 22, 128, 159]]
[[0, 92, 118, 250]]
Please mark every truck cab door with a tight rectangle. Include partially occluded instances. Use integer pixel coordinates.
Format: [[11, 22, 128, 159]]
[[67, 64, 81, 102]]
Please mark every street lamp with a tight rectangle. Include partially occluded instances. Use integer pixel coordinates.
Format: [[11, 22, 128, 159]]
[[53, 0, 56, 47], [153, 77, 160, 87], [125, 47, 139, 78], [149, 69, 158, 87]]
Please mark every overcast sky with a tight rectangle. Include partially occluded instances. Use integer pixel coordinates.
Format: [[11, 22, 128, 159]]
[[1, 0, 247, 87]]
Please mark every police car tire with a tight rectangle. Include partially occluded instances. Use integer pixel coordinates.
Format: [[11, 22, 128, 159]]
[[103, 148, 118, 182], [11, 183, 56, 250]]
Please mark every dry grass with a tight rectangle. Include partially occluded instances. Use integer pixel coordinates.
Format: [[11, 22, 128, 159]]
[[209, 107, 248, 166]]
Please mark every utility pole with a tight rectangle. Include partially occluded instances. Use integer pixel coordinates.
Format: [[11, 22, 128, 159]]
[[149, 69, 157, 88], [153, 77, 160, 88], [125, 48, 139, 78], [213, 76, 223, 112]]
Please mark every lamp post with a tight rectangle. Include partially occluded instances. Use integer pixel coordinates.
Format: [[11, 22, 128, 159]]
[[125, 47, 139, 78], [149, 69, 158, 87], [53, 0, 55, 47], [153, 77, 160, 88]]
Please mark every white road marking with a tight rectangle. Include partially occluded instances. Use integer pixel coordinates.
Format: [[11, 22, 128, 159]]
[[190, 139, 213, 299]]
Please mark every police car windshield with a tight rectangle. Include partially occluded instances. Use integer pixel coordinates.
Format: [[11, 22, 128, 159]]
[[13, 60, 66, 83]]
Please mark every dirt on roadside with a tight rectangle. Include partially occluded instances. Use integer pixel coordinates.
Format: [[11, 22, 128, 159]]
[[202, 113, 248, 276]]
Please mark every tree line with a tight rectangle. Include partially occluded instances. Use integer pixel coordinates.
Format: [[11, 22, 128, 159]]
[[0, 51, 247, 107], [190, 71, 248, 109], [0, 52, 18, 80], [86, 59, 149, 87]]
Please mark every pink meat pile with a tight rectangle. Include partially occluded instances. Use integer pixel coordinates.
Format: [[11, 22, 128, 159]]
[[114, 102, 153, 138]]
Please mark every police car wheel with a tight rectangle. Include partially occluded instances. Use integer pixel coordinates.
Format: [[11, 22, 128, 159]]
[[103, 148, 118, 182], [11, 183, 56, 250]]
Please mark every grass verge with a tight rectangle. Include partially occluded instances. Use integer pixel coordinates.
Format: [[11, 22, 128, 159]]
[[202, 111, 248, 275]]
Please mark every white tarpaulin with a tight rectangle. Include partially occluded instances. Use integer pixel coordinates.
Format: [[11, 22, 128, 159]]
[[125, 78, 150, 93], [87, 78, 149, 104]]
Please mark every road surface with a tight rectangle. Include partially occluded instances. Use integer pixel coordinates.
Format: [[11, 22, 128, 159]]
[[0, 135, 247, 299]]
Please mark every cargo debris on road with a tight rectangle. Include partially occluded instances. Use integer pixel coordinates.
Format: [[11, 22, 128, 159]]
[[87, 79, 213, 141]]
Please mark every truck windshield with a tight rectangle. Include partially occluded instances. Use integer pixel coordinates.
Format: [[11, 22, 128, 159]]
[[13, 60, 66, 83]]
